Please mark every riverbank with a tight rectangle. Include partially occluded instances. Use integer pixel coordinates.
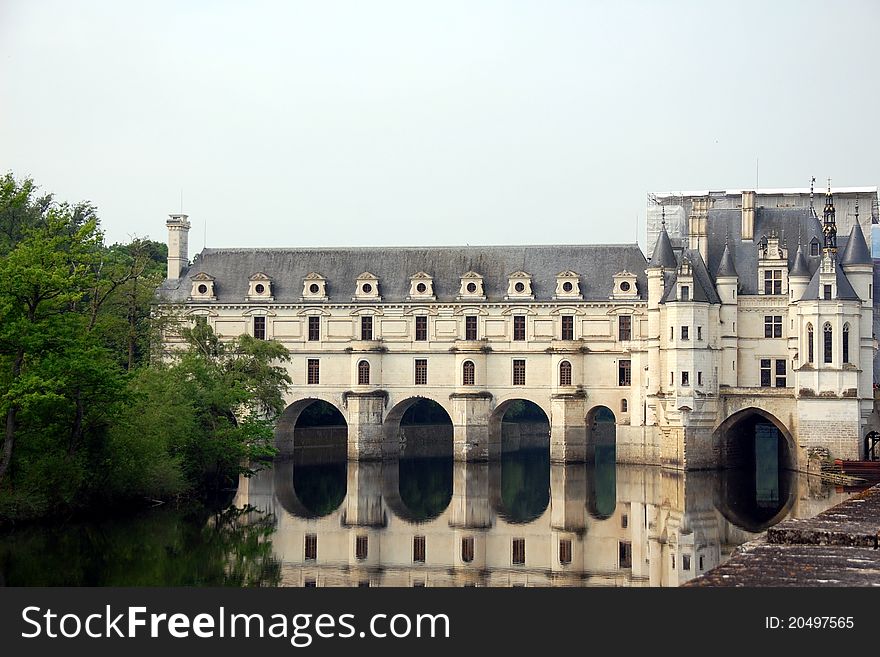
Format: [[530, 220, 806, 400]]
[[685, 483, 880, 587]]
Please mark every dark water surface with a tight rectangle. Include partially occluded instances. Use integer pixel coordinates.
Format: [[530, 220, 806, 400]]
[[0, 428, 858, 587]]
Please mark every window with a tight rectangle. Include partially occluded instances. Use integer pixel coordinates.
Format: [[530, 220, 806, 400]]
[[621, 514, 628, 529], [760, 359, 771, 387], [561, 315, 574, 340], [304, 579, 317, 588], [415, 316, 428, 341], [670, 372, 674, 385], [697, 326, 702, 341], [870, 284, 873, 300], [512, 538, 526, 565], [807, 324, 814, 363], [361, 315, 373, 341], [672, 555, 676, 570], [559, 539, 572, 565], [681, 371, 689, 386], [462, 360, 475, 386], [763, 269, 783, 294], [681, 326, 689, 341], [618, 315, 631, 341], [461, 536, 474, 563], [513, 359, 526, 386], [761, 359, 786, 387], [414, 359, 427, 385], [681, 285, 690, 301], [824, 322, 833, 363], [697, 371, 703, 386], [357, 360, 370, 385], [843, 323, 850, 364], [775, 359, 786, 387], [513, 315, 526, 341], [355, 535, 368, 561], [413, 536, 426, 563], [194, 316, 207, 328], [699, 556, 704, 571], [305, 534, 317, 561], [307, 359, 320, 385], [823, 284, 832, 300], [764, 315, 783, 338], [618, 360, 631, 386], [253, 316, 266, 340], [465, 315, 478, 341], [308, 316, 320, 341], [619, 541, 632, 569], [621, 398, 628, 413], [810, 239, 819, 256], [559, 360, 572, 386]]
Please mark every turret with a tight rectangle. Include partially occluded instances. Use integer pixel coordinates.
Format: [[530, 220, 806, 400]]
[[714, 241, 738, 387], [166, 213, 191, 280], [839, 205, 872, 302], [789, 245, 811, 302]]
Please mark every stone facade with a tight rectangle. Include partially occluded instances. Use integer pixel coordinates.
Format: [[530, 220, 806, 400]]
[[156, 184, 879, 469]]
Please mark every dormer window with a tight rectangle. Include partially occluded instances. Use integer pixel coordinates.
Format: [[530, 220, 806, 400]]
[[612, 271, 638, 300], [506, 271, 534, 300], [458, 272, 485, 300], [190, 272, 216, 300], [247, 272, 273, 301], [810, 238, 820, 257], [302, 273, 328, 301], [758, 233, 788, 295], [354, 272, 381, 301], [680, 285, 690, 301], [408, 272, 435, 300], [555, 271, 582, 300]]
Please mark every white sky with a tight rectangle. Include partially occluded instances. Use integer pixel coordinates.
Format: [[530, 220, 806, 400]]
[[1, 0, 877, 253]]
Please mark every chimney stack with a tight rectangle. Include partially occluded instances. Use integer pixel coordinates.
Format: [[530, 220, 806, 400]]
[[166, 214, 191, 279], [741, 191, 756, 241]]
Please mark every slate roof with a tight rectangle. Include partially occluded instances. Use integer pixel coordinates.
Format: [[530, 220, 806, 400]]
[[715, 242, 738, 278], [660, 249, 721, 304], [158, 244, 649, 304], [790, 245, 811, 278], [801, 263, 860, 301], [840, 222, 872, 266], [648, 226, 677, 269]]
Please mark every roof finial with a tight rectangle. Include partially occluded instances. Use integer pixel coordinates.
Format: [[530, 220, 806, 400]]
[[822, 177, 837, 254], [661, 204, 666, 228], [855, 198, 860, 223], [809, 176, 816, 216]]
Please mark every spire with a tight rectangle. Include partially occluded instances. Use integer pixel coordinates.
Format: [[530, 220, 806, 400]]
[[715, 239, 738, 278], [822, 178, 837, 253], [790, 244, 811, 278], [840, 221, 871, 266], [649, 212, 677, 269], [809, 176, 816, 218]]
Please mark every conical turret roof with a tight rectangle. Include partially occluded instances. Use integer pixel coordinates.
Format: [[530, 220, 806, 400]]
[[840, 222, 872, 266]]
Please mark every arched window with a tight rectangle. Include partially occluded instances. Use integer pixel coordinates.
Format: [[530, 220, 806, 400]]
[[559, 360, 572, 386], [462, 360, 475, 386], [621, 399, 628, 413], [843, 323, 850, 364], [823, 322, 833, 364], [357, 360, 370, 385], [807, 323, 814, 363]]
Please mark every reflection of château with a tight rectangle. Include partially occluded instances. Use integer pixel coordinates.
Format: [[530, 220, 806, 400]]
[[157, 183, 879, 468], [233, 456, 851, 587]]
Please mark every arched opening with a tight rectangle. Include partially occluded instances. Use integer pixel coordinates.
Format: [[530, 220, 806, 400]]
[[823, 322, 833, 364], [462, 360, 475, 386], [714, 408, 796, 531], [842, 323, 850, 364], [807, 323, 814, 363], [274, 399, 347, 458], [384, 398, 454, 458], [489, 400, 550, 523], [357, 360, 370, 385], [586, 406, 617, 517], [383, 458, 453, 524], [587, 406, 617, 458]]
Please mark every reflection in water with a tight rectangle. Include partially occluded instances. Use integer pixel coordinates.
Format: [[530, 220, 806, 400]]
[[496, 448, 550, 524], [0, 436, 860, 587]]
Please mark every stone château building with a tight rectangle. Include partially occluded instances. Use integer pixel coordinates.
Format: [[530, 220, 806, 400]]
[[157, 183, 877, 470]]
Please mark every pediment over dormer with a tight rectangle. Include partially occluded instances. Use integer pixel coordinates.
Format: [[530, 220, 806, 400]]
[[190, 272, 215, 282], [357, 272, 379, 280], [249, 272, 271, 281]]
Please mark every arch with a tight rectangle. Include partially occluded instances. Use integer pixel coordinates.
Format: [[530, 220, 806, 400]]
[[586, 405, 617, 449], [383, 396, 454, 457], [489, 449, 550, 524], [559, 360, 572, 386], [357, 359, 370, 385], [462, 360, 475, 386], [842, 323, 850, 364], [715, 467, 796, 533], [274, 397, 347, 454], [714, 407, 796, 472], [488, 398, 551, 453]]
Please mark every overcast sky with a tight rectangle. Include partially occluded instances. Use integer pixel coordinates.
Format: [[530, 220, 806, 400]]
[[1, 0, 877, 253]]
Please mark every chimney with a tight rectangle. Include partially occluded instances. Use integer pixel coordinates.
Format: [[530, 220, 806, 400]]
[[688, 197, 711, 263], [166, 214, 191, 279], [741, 191, 756, 241]]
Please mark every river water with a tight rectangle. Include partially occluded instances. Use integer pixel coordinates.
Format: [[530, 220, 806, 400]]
[[0, 424, 859, 587]]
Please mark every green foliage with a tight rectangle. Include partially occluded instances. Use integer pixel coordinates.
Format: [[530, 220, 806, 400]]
[[0, 172, 291, 523]]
